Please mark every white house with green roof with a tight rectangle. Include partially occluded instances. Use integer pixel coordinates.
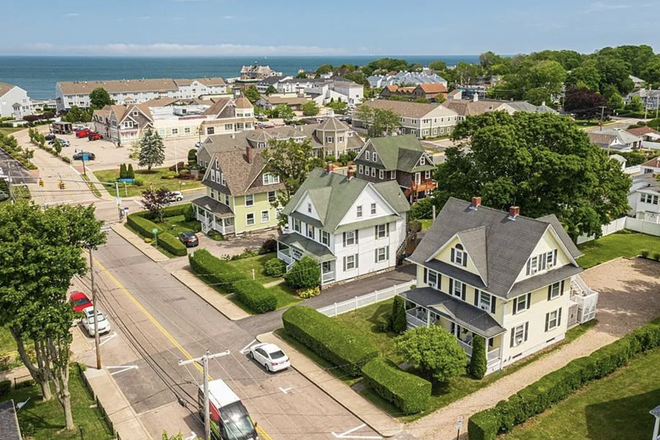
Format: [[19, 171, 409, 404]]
[[277, 167, 411, 286]]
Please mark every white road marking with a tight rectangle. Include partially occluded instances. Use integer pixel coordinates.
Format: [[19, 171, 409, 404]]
[[133, 200, 145, 209], [184, 432, 197, 440], [239, 339, 258, 354], [279, 386, 292, 394], [332, 424, 382, 439], [106, 365, 139, 376], [99, 332, 117, 346], [69, 165, 81, 175]]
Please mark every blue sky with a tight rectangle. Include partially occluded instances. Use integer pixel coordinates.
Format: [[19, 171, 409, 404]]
[[1, 0, 658, 56]]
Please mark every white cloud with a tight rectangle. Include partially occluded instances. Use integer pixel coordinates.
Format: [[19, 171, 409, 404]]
[[140, 16, 151, 20], [223, 15, 234, 19], [64, 12, 80, 17], [15, 42, 349, 56], [585, 2, 631, 12]]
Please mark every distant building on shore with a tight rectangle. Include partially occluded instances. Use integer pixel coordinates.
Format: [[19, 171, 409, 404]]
[[236, 62, 282, 86], [0, 82, 33, 119], [55, 77, 228, 112]]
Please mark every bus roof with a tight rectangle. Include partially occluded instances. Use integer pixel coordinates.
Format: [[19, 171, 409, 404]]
[[205, 379, 240, 409]]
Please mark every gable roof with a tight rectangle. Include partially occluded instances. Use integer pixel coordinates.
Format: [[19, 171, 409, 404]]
[[409, 198, 582, 299], [416, 83, 448, 94], [357, 135, 433, 172], [0, 82, 16, 99], [627, 126, 660, 137], [361, 100, 455, 118], [202, 98, 232, 117], [317, 117, 349, 132], [282, 168, 410, 231], [641, 156, 660, 169], [203, 149, 285, 197]]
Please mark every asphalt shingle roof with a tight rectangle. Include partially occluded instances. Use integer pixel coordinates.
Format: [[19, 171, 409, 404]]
[[202, 149, 285, 197], [361, 100, 457, 118], [356, 135, 434, 173], [408, 198, 582, 300], [0, 82, 16, 99], [282, 168, 410, 232]]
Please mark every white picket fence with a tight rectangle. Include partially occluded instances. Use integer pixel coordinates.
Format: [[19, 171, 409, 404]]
[[577, 216, 660, 244], [317, 280, 416, 317]]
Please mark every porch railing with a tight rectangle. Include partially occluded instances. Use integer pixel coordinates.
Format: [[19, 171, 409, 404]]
[[277, 249, 292, 265], [322, 271, 335, 284], [405, 311, 428, 328], [317, 280, 415, 317]]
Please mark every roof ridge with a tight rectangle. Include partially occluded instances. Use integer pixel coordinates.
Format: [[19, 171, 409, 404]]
[[447, 197, 554, 225]]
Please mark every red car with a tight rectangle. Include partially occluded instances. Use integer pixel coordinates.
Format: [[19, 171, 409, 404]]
[[88, 132, 102, 141], [76, 129, 91, 138], [70, 291, 93, 312]]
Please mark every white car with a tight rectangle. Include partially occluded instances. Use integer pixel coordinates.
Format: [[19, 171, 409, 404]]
[[83, 308, 111, 336], [171, 191, 183, 201], [248, 343, 290, 372]]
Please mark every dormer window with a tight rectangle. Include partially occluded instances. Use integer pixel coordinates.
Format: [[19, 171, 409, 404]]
[[451, 244, 467, 266], [357, 205, 363, 218], [307, 202, 312, 214], [263, 173, 280, 185]]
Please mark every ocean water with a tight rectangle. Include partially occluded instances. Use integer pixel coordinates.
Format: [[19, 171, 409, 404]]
[[0, 55, 479, 100]]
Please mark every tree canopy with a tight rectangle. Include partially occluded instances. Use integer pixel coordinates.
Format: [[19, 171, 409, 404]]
[[564, 87, 609, 120], [354, 105, 401, 138], [437, 112, 630, 240], [138, 128, 165, 171], [302, 100, 320, 116], [262, 138, 315, 206], [89, 87, 114, 110], [244, 85, 260, 103]]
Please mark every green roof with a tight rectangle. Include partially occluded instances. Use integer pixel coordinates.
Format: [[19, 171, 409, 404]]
[[356, 135, 435, 173], [278, 233, 336, 263], [282, 168, 410, 232]]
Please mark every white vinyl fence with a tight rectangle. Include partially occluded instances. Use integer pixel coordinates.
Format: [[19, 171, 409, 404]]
[[317, 280, 416, 317], [577, 216, 660, 244]]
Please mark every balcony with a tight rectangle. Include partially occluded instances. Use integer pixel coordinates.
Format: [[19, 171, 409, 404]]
[[404, 179, 437, 199]]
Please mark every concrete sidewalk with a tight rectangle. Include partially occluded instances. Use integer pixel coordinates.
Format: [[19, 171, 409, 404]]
[[171, 269, 250, 320], [111, 223, 170, 263], [258, 331, 404, 437], [84, 367, 153, 440]]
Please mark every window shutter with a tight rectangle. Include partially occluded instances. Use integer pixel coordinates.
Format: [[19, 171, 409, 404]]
[[461, 283, 466, 300], [490, 296, 496, 314], [547, 285, 552, 301], [343, 232, 346, 247], [524, 322, 529, 341], [374, 249, 378, 263], [343, 257, 347, 272], [558, 308, 562, 326], [513, 298, 518, 314], [375, 226, 378, 238], [355, 230, 359, 244], [510, 329, 515, 348], [526, 258, 531, 275], [474, 290, 480, 306], [386, 246, 390, 259], [527, 293, 532, 309], [424, 267, 429, 284], [560, 280, 565, 296], [355, 254, 359, 268], [545, 313, 549, 332], [451, 248, 456, 263], [553, 249, 558, 266], [387, 222, 390, 236], [449, 279, 454, 296], [463, 253, 468, 267]]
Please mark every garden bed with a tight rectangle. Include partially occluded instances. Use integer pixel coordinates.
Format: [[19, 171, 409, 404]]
[[93, 167, 203, 197]]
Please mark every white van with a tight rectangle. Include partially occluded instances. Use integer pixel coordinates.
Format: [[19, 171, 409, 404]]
[[200, 379, 260, 440]]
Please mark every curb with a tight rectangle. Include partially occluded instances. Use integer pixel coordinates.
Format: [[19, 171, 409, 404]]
[[111, 223, 170, 263], [257, 331, 403, 438]]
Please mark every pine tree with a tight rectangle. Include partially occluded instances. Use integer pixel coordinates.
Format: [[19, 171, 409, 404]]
[[127, 163, 135, 179], [469, 335, 487, 379], [391, 296, 408, 334], [119, 163, 127, 179], [138, 128, 165, 171]]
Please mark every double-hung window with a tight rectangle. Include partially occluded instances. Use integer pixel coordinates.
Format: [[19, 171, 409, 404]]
[[426, 269, 439, 289], [375, 224, 387, 239], [343, 230, 357, 246], [293, 218, 301, 232], [477, 291, 495, 313], [548, 281, 562, 300], [365, 151, 371, 161], [451, 244, 467, 266], [514, 293, 531, 314], [390, 170, 396, 180], [510, 323, 528, 347], [321, 231, 330, 246], [268, 191, 276, 203], [307, 202, 312, 214], [425, 170, 431, 179], [452, 280, 464, 298], [344, 254, 358, 271], [358, 164, 364, 174], [526, 255, 539, 275], [245, 194, 254, 207], [306, 224, 315, 239], [357, 205, 363, 218], [373, 152, 378, 162], [246, 213, 255, 226], [371, 203, 377, 215], [375, 246, 389, 263], [371, 167, 376, 177], [545, 308, 562, 331], [261, 210, 270, 223], [379, 170, 385, 179]]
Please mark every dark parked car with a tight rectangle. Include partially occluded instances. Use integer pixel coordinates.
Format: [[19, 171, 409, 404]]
[[45, 133, 56, 141], [73, 151, 96, 161], [178, 231, 199, 247]]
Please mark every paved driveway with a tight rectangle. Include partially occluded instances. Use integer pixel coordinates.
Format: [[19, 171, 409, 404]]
[[581, 257, 660, 337]]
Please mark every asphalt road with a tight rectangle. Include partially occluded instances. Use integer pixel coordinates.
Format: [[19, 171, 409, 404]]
[[88, 230, 381, 440], [0, 148, 36, 184]]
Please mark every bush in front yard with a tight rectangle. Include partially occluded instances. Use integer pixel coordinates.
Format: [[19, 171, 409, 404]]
[[284, 256, 320, 289], [189, 249, 247, 293], [127, 213, 161, 237], [469, 335, 487, 379], [265, 258, 286, 277], [158, 232, 187, 256], [232, 280, 277, 313], [391, 296, 407, 334], [297, 286, 320, 299], [361, 357, 431, 414], [468, 408, 500, 440], [282, 306, 378, 376]]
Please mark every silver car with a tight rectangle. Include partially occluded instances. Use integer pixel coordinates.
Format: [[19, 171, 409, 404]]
[[82, 309, 111, 336]]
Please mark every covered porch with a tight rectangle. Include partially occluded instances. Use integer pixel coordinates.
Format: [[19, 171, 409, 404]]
[[277, 233, 337, 286], [192, 196, 236, 235], [400, 288, 505, 373]]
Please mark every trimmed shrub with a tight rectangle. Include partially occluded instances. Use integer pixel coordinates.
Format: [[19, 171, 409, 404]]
[[232, 279, 277, 313], [468, 408, 500, 440], [391, 296, 407, 334], [208, 231, 224, 241], [127, 163, 135, 179], [0, 380, 11, 396], [119, 163, 127, 179], [183, 204, 196, 222], [654, 252, 660, 261], [470, 335, 487, 379], [361, 357, 431, 414], [134, 177, 144, 186], [188, 249, 247, 293], [641, 250, 650, 258], [284, 256, 321, 289], [297, 286, 320, 299], [282, 306, 378, 376], [265, 258, 286, 277], [159, 232, 187, 257], [127, 213, 161, 237]]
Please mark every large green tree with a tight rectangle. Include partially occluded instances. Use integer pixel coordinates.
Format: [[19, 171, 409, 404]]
[[63, 105, 92, 123], [0, 202, 105, 430], [437, 112, 630, 240], [354, 105, 401, 137], [273, 104, 295, 122], [138, 128, 165, 171], [89, 87, 114, 110], [262, 138, 315, 207], [244, 85, 260, 103], [395, 326, 467, 382], [302, 100, 320, 117]]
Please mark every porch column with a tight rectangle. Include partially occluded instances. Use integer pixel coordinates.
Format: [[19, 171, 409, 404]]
[[426, 309, 431, 328]]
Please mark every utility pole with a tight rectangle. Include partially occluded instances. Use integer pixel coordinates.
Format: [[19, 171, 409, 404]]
[[179, 349, 230, 440], [89, 248, 101, 370], [6, 161, 15, 203], [645, 86, 651, 120], [599, 106, 607, 131]]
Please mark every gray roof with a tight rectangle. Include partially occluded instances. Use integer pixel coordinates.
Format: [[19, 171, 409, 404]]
[[258, 76, 286, 85], [356, 135, 435, 173], [401, 288, 505, 338], [201, 150, 285, 197], [282, 168, 410, 232], [0, 400, 22, 440], [650, 405, 660, 418], [191, 196, 234, 218], [0, 82, 17, 99], [278, 233, 336, 263], [408, 198, 583, 300]]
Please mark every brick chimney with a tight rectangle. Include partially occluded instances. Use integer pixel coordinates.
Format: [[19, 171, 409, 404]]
[[327, 161, 334, 173], [347, 167, 355, 179], [508, 205, 520, 220], [245, 146, 254, 164], [470, 196, 481, 210]]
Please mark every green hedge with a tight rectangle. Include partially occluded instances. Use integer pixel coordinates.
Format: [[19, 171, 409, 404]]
[[232, 279, 277, 314], [138, 204, 192, 221], [159, 232, 187, 256], [127, 213, 161, 237], [361, 357, 431, 414], [188, 249, 247, 293], [468, 322, 660, 440], [282, 306, 378, 377]]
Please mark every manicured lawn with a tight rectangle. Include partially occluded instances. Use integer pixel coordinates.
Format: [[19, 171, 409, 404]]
[[124, 223, 178, 259], [333, 299, 597, 422], [577, 230, 660, 269], [501, 348, 660, 440], [226, 254, 281, 282], [4, 364, 114, 440], [419, 219, 433, 231], [94, 167, 202, 197], [159, 214, 201, 236], [0, 128, 21, 135]]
